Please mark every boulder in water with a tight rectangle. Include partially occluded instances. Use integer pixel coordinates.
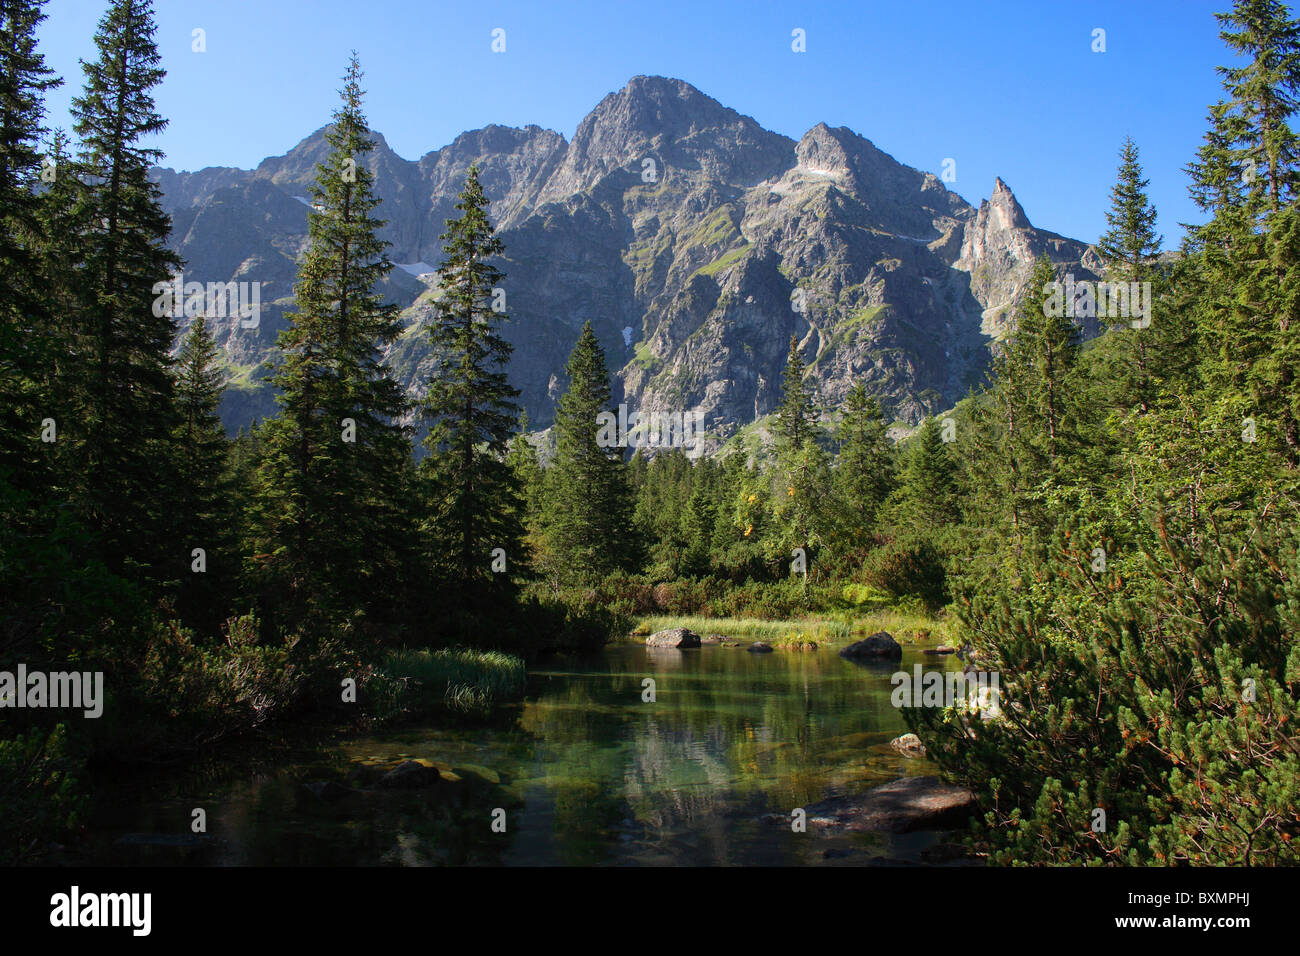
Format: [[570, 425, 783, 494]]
[[839, 631, 903, 661], [645, 627, 701, 648], [890, 733, 926, 755]]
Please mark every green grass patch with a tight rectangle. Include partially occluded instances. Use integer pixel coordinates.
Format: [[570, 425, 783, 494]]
[[631, 341, 661, 372], [772, 631, 822, 650], [224, 362, 265, 392], [844, 303, 888, 330], [634, 605, 955, 648], [623, 230, 674, 270], [692, 244, 750, 279], [683, 205, 740, 250], [381, 648, 527, 716], [633, 615, 854, 643], [848, 607, 957, 646]]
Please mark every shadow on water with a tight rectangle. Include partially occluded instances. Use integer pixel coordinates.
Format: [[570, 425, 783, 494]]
[[81, 641, 965, 866]]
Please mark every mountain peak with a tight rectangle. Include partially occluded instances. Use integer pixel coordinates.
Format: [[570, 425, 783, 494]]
[[794, 123, 855, 179], [581, 74, 737, 144], [536, 75, 794, 202], [432, 123, 565, 162], [620, 74, 709, 100], [987, 177, 1029, 230]]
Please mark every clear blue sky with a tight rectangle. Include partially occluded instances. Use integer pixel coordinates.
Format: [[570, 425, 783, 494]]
[[35, 0, 1263, 244]]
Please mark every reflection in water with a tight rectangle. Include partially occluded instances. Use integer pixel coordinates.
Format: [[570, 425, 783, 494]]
[[84, 643, 963, 866]]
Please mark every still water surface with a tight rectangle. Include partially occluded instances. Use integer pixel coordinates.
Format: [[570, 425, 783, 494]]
[[89, 642, 963, 865]]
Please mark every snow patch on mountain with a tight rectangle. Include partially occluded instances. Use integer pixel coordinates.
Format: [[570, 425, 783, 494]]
[[396, 262, 437, 277]]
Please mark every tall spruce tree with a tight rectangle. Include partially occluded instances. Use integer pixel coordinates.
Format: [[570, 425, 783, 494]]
[[501, 412, 541, 581], [898, 417, 960, 530], [171, 315, 229, 630], [830, 381, 895, 551], [773, 334, 818, 455], [965, 255, 1082, 561], [1191, 0, 1300, 465], [1217, 0, 1300, 219], [35, 129, 86, 482], [0, 0, 60, 493], [541, 322, 636, 583], [505, 411, 542, 531], [1003, 256, 1080, 470], [1095, 138, 1162, 413], [420, 164, 522, 591], [679, 481, 716, 578], [250, 55, 413, 632], [1098, 138, 1163, 283], [771, 334, 828, 578], [67, 0, 181, 584], [0, 1, 100, 666]]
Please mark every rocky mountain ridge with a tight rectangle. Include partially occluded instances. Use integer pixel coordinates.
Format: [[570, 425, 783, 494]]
[[154, 75, 1099, 449]]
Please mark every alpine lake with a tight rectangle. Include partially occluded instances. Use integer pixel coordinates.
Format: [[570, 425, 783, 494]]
[[84, 637, 969, 866]]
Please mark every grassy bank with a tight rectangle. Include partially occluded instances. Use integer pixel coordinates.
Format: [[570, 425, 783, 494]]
[[379, 648, 528, 717], [630, 606, 957, 647]]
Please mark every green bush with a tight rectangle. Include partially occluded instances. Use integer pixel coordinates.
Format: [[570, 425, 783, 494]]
[[424, 586, 630, 657], [863, 537, 947, 613], [839, 581, 893, 608], [706, 577, 811, 619], [115, 615, 311, 754], [911, 515, 1300, 865], [536, 596, 631, 654], [0, 723, 86, 863]]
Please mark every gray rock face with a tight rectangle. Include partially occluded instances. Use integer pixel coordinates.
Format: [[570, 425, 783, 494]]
[[954, 177, 1101, 341], [798, 775, 974, 832], [839, 631, 903, 661], [645, 627, 701, 648], [155, 75, 1100, 443]]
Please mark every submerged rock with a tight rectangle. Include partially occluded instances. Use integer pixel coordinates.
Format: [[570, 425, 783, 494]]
[[646, 627, 701, 648], [920, 842, 977, 864], [452, 764, 501, 785], [890, 733, 927, 755], [786, 776, 975, 833], [303, 780, 361, 801], [747, 641, 775, 653], [114, 833, 211, 849], [378, 759, 442, 790], [839, 631, 903, 661], [701, 633, 727, 644]]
